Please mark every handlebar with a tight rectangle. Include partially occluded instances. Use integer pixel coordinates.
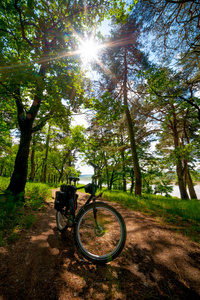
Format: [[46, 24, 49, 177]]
[[69, 176, 80, 182]]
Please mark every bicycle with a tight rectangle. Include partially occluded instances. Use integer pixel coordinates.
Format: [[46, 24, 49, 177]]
[[54, 175, 127, 264]]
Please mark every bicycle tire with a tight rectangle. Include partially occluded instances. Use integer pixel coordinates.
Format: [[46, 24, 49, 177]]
[[56, 210, 69, 232], [74, 202, 126, 264]]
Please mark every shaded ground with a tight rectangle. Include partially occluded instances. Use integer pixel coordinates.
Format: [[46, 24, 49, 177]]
[[0, 191, 200, 300]]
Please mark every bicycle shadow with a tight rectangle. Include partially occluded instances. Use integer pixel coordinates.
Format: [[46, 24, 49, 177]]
[[1, 197, 200, 300]]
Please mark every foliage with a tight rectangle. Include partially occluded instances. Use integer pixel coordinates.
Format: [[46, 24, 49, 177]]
[[0, 179, 51, 246], [0, 0, 199, 200], [0, 0, 130, 196]]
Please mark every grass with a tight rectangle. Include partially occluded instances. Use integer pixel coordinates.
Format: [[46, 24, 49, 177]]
[[0, 178, 51, 246], [103, 190, 200, 244], [1, 177, 200, 246]]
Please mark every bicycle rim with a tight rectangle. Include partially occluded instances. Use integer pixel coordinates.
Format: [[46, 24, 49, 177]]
[[56, 210, 69, 232], [74, 202, 126, 264]]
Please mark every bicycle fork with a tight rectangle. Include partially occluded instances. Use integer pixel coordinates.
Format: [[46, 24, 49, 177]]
[[92, 198, 100, 229]]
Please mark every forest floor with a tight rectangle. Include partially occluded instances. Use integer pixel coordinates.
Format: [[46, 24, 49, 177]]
[[0, 190, 200, 300]]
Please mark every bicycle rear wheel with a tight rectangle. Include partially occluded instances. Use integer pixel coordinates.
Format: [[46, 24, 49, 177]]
[[56, 210, 69, 232], [74, 202, 126, 264]]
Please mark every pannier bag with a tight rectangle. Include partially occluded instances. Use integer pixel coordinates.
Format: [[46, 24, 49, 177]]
[[54, 185, 78, 212], [54, 191, 66, 210], [84, 183, 98, 195]]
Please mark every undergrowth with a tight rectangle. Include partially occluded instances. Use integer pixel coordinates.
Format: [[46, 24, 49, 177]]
[[103, 190, 200, 243], [0, 178, 51, 246]]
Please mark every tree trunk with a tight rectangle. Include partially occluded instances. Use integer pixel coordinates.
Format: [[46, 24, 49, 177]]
[[123, 47, 142, 196], [0, 165, 4, 176], [130, 168, 134, 194], [182, 124, 197, 199], [176, 162, 189, 200], [103, 151, 110, 189], [41, 125, 51, 183], [29, 136, 36, 181], [6, 65, 45, 198], [120, 135, 126, 192], [121, 152, 126, 192], [109, 170, 115, 190], [172, 117, 189, 200], [186, 168, 197, 199], [7, 129, 32, 197]]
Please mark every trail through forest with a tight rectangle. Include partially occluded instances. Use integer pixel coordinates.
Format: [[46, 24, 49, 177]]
[[0, 191, 200, 300]]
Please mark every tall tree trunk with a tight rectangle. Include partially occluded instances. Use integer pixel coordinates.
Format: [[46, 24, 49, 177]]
[[41, 125, 51, 183], [183, 124, 197, 199], [130, 168, 134, 194], [176, 162, 189, 200], [103, 151, 110, 189], [120, 135, 126, 192], [186, 167, 197, 199], [29, 135, 36, 181], [7, 65, 45, 198], [123, 47, 142, 196], [7, 129, 32, 196], [109, 170, 115, 190], [0, 165, 4, 176], [172, 116, 189, 200]]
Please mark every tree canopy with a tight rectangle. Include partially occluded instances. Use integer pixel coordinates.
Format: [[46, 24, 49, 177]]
[[0, 0, 199, 200]]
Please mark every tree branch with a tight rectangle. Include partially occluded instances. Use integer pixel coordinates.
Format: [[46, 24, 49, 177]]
[[14, 0, 35, 48], [179, 95, 200, 122], [32, 113, 53, 133]]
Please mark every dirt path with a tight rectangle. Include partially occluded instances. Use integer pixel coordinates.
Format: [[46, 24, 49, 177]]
[[0, 191, 200, 300]]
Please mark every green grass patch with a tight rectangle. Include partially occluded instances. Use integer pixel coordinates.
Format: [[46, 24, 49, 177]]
[[103, 190, 200, 243], [0, 178, 51, 246]]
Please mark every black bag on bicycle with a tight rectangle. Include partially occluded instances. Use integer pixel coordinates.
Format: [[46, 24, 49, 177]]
[[54, 191, 67, 211], [54, 185, 77, 212], [84, 183, 98, 194]]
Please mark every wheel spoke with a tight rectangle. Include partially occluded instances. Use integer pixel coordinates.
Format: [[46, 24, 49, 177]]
[[56, 210, 69, 232], [74, 202, 126, 263]]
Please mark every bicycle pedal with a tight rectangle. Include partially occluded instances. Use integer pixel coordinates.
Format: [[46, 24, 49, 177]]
[[68, 221, 74, 227], [68, 216, 74, 227]]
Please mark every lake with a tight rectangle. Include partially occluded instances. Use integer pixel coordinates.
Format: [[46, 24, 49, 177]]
[[170, 184, 200, 199], [79, 176, 200, 199]]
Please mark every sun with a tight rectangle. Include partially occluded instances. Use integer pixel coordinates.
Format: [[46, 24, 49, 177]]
[[79, 39, 99, 64]]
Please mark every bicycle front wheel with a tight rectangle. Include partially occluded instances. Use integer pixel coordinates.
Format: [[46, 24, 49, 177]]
[[74, 202, 126, 264]]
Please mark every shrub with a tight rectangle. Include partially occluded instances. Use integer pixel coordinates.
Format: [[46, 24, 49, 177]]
[[0, 181, 51, 246]]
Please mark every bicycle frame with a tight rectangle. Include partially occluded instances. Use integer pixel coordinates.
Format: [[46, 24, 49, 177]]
[[68, 175, 103, 225], [55, 175, 126, 264]]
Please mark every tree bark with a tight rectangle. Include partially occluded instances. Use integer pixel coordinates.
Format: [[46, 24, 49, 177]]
[[182, 123, 197, 199], [29, 136, 36, 181], [7, 129, 32, 197], [176, 162, 189, 200], [186, 168, 197, 199], [172, 115, 189, 200], [103, 151, 110, 189], [109, 170, 115, 190], [7, 65, 45, 198], [123, 47, 142, 196], [130, 168, 134, 194], [41, 125, 51, 183]]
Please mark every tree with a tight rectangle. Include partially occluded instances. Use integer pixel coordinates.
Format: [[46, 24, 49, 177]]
[[0, 0, 121, 198], [133, 0, 200, 62], [90, 14, 150, 195], [131, 0, 200, 121], [47, 124, 86, 182], [140, 66, 200, 199]]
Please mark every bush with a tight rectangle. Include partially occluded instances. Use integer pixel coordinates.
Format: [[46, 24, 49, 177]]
[[0, 181, 51, 246]]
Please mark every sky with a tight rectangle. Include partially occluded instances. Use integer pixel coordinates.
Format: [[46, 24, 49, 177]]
[[72, 20, 111, 175]]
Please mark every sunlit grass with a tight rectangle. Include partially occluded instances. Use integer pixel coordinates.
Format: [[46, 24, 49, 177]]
[[103, 190, 200, 243], [0, 178, 51, 246]]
